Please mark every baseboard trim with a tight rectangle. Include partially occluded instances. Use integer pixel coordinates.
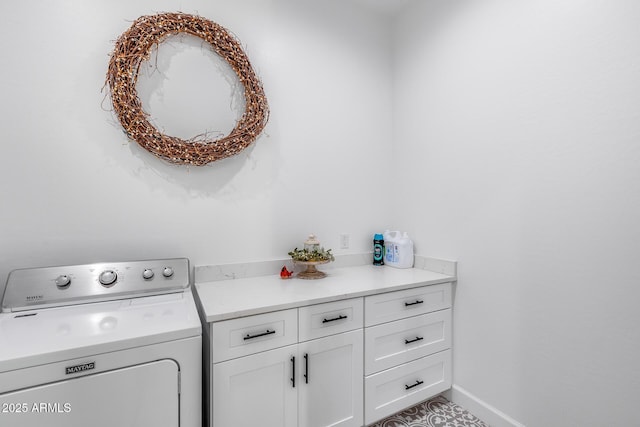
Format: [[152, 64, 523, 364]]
[[444, 385, 526, 427]]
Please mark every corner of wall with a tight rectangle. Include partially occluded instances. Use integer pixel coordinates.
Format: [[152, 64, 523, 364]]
[[445, 385, 526, 427]]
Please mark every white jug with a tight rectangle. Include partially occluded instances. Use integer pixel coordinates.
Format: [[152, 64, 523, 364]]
[[384, 231, 414, 269]]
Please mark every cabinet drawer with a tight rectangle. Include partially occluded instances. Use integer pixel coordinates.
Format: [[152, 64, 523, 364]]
[[364, 309, 451, 375], [299, 298, 363, 342], [364, 350, 451, 425], [211, 309, 298, 363], [364, 283, 451, 327]]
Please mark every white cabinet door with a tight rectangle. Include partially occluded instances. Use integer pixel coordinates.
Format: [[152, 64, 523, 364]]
[[298, 329, 363, 427], [213, 345, 298, 427]]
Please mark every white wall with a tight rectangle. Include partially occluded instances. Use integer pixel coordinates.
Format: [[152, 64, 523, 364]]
[[393, 1, 640, 426], [0, 0, 393, 293]]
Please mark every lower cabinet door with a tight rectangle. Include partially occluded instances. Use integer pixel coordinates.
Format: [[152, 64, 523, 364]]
[[213, 344, 298, 427], [364, 349, 451, 425], [298, 330, 364, 427]]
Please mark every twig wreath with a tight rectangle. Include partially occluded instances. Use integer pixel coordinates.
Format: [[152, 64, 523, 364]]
[[105, 12, 269, 166]]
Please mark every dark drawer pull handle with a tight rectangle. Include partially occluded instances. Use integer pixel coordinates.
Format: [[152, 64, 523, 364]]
[[291, 356, 296, 388], [322, 314, 348, 324], [404, 300, 424, 307], [244, 329, 275, 340], [405, 336, 424, 344], [405, 380, 424, 390], [304, 353, 309, 384]]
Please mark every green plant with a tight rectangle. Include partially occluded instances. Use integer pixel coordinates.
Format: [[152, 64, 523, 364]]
[[288, 247, 335, 262]]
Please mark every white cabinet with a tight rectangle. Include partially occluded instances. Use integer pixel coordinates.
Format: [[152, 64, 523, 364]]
[[364, 308, 451, 375], [299, 298, 364, 342], [364, 350, 451, 423], [364, 283, 451, 327], [213, 344, 298, 427], [363, 283, 452, 425], [196, 264, 456, 427], [298, 330, 363, 427], [211, 308, 298, 363], [209, 299, 364, 427]]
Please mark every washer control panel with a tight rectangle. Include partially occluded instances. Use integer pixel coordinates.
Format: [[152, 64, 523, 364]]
[[2, 258, 191, 312]]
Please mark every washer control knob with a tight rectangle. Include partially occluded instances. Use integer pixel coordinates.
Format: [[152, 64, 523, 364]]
[[99, 270, 117, 286], [55, 275, 71, 289], [142, 269, 154, 280], [162, 267, 174, 278]]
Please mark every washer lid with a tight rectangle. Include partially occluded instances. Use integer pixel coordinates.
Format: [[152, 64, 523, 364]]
[[0, 290, 201, 373]]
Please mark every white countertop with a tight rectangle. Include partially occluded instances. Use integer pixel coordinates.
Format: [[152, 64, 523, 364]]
[[195, 263, 455, 323]]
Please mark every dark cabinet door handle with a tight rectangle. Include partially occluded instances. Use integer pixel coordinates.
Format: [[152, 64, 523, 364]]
[[405, 336, 424, 344], [404, 300, 424, 307], [244, 329, 275, 340], [303, 353, 309, 384], [405, 380, 424, 390], [291, 356, 296, 388], [322, 314, 348, 323]]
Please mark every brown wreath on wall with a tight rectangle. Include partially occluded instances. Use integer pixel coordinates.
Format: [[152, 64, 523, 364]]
[[105, 12, 269, 166]]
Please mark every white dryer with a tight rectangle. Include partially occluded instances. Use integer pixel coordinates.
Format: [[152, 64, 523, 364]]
[[0, 258, 201, 427]]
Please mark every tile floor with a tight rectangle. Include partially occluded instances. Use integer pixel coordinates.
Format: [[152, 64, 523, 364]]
[[369, 395, 489, 427]]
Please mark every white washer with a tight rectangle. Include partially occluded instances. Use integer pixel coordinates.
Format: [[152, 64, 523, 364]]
[[0, 258, 201, 427]]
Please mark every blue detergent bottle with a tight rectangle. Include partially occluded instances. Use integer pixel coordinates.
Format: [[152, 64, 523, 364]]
[[373, 234, 384, 265]]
